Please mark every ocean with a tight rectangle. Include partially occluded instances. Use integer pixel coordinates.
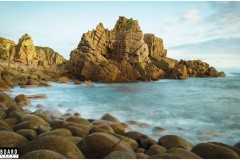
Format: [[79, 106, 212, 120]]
[[7, 73, 240, 145]]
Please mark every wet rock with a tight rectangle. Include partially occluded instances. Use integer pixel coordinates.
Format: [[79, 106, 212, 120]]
[[20, 114, 48, 126], [27, 94, 47, 99], [39, 82, 52, 87], [137, 123, 150, 128], [109, 132, 139, 150], [43, 109, 62, 119], [136, 152, 149, 159], [32, 112, 51, 122], [101, 113, 120, 122], [146, 144, 167, 156], [3, 118, 18, 127], [125, 131, 143, 141], [92, 120, 125, 135], [49, 119, 65, 129], [16, 129, 37, 140], [13, 121, 39, 131], [0, 110, 7, 119], [147, 153, 181, 159], [210, 142, 240, 156], [77, 132, 134, 158], [137, 134, 157, 149], [0, 131, 28, 147], [74, 80, 82, 85], [166, 148, 201, 159], [135, 148, 146, 153], [152, 126, 166, 132], [66, 116, 92, 126], [67, 136, 83, 145], [104, 151, 136, 159], [89, 124, 115, 134], [0, 92, 16, 107], [66, 126, 88, 138], [74, 112, 81, 117], [108, 122, 125, 135], [25, 79, 39, 85], [0, 120, 13, 131], [36, 125, 52, 134], [6, 105, 24, 115], [21, 150, 67, 159], [191, 143, 239, 159], [15, 94, 31, 106], [7, 111, 25, 120], [19, 135, 84, 158], [37, 128, 72, 138], [58, 76, 70, 83], [158, 135, 193, 150], [235, 142, 240, 148]]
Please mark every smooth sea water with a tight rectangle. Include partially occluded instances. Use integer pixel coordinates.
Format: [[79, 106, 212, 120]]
[[7, 73, 240, 145]]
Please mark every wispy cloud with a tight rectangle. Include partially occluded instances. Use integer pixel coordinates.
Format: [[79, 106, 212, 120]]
[[183, 9, 202, 22]]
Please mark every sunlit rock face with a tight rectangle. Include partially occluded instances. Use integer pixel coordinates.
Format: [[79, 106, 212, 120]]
[[0, 34, 66, 66], [67, 16, 225, 82]]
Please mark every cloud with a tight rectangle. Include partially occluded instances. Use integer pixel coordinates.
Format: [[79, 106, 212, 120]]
[[183, 9, 202, 21], [202, 2, 240, 39], [169, 37, 240, 55]]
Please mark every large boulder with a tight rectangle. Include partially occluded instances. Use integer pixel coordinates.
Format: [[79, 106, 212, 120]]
[[19, 135, 84, 158], [15, 94, 31, 106], [166, 148, 201, 159], [77, 132, 134, 158], [191, 143, 239, 159], [21, 150, 67, 159], [158, 135, 193, 151], [0, 131, 28, 147]]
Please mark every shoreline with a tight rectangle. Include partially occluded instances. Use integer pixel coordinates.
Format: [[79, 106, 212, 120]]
[[1, 81, 240, 159]]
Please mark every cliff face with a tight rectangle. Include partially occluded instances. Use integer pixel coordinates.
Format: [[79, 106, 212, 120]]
[[68, 16, 225, 82], [0, 34, 66, 66]]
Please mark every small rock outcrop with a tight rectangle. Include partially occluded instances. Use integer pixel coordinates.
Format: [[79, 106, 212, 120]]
[[67, 16, 225, 82], [0, 34, 67, 91], [0, 34, 66, 66]]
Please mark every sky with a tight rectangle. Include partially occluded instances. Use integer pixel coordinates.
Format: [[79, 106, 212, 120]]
[[0, 1, 240, 72]]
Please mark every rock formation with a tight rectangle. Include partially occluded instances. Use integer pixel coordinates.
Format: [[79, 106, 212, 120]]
[[67, 16, 225, 82], [0, 34, 67, 91], [0, 34, 66, 66]]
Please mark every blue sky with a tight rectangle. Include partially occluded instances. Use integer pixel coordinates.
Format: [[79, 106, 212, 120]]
[[0, 1, 240, 71]]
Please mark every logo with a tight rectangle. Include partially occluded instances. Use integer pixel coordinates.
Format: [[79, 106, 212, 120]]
[[0, 148, 19, 159]]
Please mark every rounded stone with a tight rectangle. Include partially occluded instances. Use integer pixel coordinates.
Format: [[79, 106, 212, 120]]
[[136, 153, 149, 159], [13, 121, 39, 131], [66, 126, 88, 138], [21, 149, 67, 159], [78, 132, 134, 158], [166, 148, 201, 159], [66, 117, 92, 126], [37, 128, 72, 138], [15, 94, 31, 106], [104, 151, 136, 159], [0, 120, 13, 131], [89, 124, 115, 134], [137, 134, 157, 149], [191, 143, 239, 159], [3, 118, 18, 127], [158, 135, 193, 150], [16, 129, 37, 140], [101, 113, 120, 122], [147, 153, 181, 159], [0, 131, 28, 147], [19, 135, 84, 158], [32, 113, 51, 122], [146, 144, 167, 156], [124, 131, 142, 141], [20, 114, 48, 126]]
